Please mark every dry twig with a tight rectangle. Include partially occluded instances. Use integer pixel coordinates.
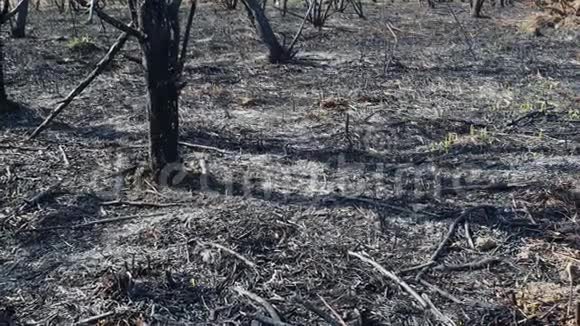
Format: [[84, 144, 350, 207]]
[[233, 287, 281, 322], [433, 257, 502, 272], [73, 310, 116, 325], [348, 251, 428, 308], [464, 222, 475, 250], [317, 295, 347, 326], [29, 30, 130, 139], [197, 241, 258, 271], [179, 141, 231, 154], [293, 297, 340, 326], [20, 212, 165, 232], [100, 200, 180, 208], [418, 278, 464, 304]]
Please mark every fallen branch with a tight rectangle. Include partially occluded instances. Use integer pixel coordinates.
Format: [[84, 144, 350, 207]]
[[340, 195, 440, 219], [233, 287, 281, 322], [293, 297, 340, 326], [253, 314, 293, 326], [28, 30, 130, 139], [317, 295, 347, 326], [464, 222, 475, 250], [433, 257, 502, 272], [416, 206, 492, 279], [505, 110, 544, 129], [5, 181, 65, 227], [179, 141, 231, 154], [398, 261, 436, 275], [19, 212, 165, 232], [348, 251, 428, 309], [418, 278, 464, 304], [429, 213, 468, 262], [441, 182, 531, 194], [348, 251, 455, 325], [422, 294, 456, 326], [100, 200, 180, 208], [73, 311, 116, 325], [197, 241, 257, 271]]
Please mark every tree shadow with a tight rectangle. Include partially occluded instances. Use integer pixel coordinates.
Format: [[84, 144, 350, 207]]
[[0, 103, 43, 131]]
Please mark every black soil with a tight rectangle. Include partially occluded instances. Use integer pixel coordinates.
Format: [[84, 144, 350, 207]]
[[1, 1, 579, 325]]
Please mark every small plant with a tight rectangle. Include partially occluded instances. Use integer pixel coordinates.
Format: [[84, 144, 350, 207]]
[[67, 36, 98, 54], [432, 127, 493, 153], [568, 108, 580, 120], [520, 102, 534, 112], [431, 132, 459, 153], [469, 125, 491, 144]]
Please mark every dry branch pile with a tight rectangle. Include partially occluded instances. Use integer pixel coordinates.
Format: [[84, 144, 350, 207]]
[[521, 0, 580, 33]]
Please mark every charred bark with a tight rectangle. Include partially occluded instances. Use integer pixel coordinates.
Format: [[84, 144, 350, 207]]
[[242, 0, 289, 63], [470, 0, 485, 17], [137, 1, 182, 177], [11, 0, 29, 38]]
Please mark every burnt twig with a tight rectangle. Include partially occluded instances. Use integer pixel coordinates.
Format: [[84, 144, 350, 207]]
[[73, 311, 116, 325], [433, 257, 503, 272], [349, 251, 455, 325], [198, 241, 258, 271], [19, 212, 165, 232], [348, 251, 428, 308], [179, 141, 231, 154], [29, 30, 130, 139], [253, 314, 293, 326], [100, 200, 180, 208], [293, 297, 340, 326], [417, 206, 491, 278], [464, 222, 475, 250], [233, 287, 281, 322], [317, 295, 347, 326], [418, 278, 464, 304]]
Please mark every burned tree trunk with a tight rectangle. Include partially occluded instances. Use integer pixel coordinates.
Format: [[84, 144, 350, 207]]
[[242, 0, 288, 63], [470, 0, 485, 17], [137, 1, 182, 177], [0, 32, 9, 110], [11, 0, 29, 38], [0, 0, 27, 112]]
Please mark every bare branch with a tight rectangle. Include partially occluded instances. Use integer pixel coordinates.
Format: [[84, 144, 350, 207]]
[[196, 241, 257, 271], [127, 0, 139, 27], [233, 287, 281, 322], [72, 0, 146, 41], [178, 0, 197, 73], [348, 251, 428, 308], [0, 0, 26, 23], [20, 213, 165, 232], [28, 30, 130, 139], [287, 0, 314, 52], [92, 7, 146, 41]]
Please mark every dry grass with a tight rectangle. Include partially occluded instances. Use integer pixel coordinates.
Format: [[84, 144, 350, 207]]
[[522, 0, 580, 34]]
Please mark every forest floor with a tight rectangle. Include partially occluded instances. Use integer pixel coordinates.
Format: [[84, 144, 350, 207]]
[[1, 1, 579, 325]]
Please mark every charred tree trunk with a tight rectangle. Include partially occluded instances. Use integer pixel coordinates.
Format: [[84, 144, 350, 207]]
[[0, 31, 9, 109], [0, 9, 19, 113], [470, 0, 485, 17], [138, 0, 181, 177], [11, 0, 29, 38], [242, 0, 288, 63]]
